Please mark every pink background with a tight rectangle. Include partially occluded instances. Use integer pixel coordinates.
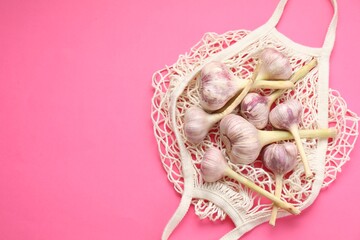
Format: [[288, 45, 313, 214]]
[[0, 0, 359, 239]]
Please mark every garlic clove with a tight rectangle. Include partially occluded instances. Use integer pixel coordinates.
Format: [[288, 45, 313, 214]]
[[262, 142, 298, 176], [220, 114, 261, 164], [240, 92, 270, 129], [184, 107, 214, 144], [200, 147, 228, 182], [257, 48, 292, 81], [199, 61, 239, 111]]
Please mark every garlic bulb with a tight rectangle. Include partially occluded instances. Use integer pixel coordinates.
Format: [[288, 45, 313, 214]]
[[199, 62, 238, 111], [199, 61, 293, 112], [263, 143, 298, 176], [220, 114, 261, 164], [256, 48, 292, 80], [240, 93, 269, 129], [184, 107, 215, 144], [201, 147, 300, 215], [269, 100, 313, 178], [240, 59, 318, 129], [262, 142, 298, 226], [269, 100, 302, 129], [200, 147, 228, 182], [219, 114, 336, 165]]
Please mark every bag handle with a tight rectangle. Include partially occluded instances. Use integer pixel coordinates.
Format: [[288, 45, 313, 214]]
[[266, 0, 338, 52]]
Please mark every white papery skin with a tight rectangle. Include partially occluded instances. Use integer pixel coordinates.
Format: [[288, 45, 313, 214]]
[[220, 114, 261, 164], [240, 92, 270, 129], [269, 99, 302, 129], [263, 142, 298, 175], [257, 48, 293, 80], [201, 147, 228, 182], [199, 61, 239, 111], [184, 107, 214, 144]]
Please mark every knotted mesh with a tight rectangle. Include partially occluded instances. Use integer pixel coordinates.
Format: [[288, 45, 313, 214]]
[[151, 30, 359, 221]]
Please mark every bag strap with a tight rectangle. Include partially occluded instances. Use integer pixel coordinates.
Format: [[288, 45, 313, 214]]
[[161, 77, 197, 240], [322, 0, 338, 52], [266, 0, 338, 52]]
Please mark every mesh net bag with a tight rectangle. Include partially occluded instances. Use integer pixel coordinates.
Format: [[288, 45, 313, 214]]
[[151, 29, 359, 231]]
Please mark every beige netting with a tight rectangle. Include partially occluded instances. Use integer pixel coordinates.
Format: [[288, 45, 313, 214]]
[[151, 30, 359, 222]]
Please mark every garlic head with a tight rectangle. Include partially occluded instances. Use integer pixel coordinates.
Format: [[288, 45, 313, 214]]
[[184, 107, 213, 144], [240, 92, 270, 129], [219, 114, 261, 164], [258, 48, 292, 80], [263, 142, 298, 175], [199, 61, 238, 111], [269, 99, 302, 130], [201, 147, 228, 182]]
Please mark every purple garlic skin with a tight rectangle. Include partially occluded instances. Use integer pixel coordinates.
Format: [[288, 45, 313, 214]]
[[269, 99, 302, 129], [199, 61, 238, 111], [240, 92, 270, 129], [219, 114, 260, 164], [201, 147, 228, 182], [258, 48, 292, 80], [184, 107, 213, 144], [263, 142, 298, 176]]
